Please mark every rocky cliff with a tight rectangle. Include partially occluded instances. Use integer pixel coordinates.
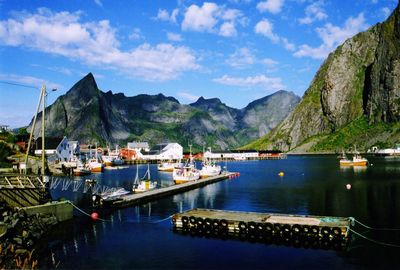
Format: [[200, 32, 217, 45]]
[[247, 3, 400, 152], [28, 73, 300, 151]]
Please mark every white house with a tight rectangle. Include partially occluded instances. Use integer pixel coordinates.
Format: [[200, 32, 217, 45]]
[[127, 141, 150, 152], [140, 143, 183, 160], [35, 136, 73, 162]]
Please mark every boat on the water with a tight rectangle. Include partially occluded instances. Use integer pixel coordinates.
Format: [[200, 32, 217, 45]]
[[88, 145, 104, 172], [100, 188, 130, 201], [73, 161, 91, 176], [339, 150, 352, 166], [157, 160, 182, 172], [199, 159, 221, 178], [339, 149, 368, 166], [132, 163, 157, 193], [352, 151, 368, 166], [173, 145, 199, 184]]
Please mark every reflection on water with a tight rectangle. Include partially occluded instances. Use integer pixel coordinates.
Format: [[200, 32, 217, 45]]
[[37, 157, 400, 269]]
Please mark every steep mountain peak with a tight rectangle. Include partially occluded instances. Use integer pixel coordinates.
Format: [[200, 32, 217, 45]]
[[65, 72, 99, 102], [244, 90, 299, 110], [191, 96, 222, 107], [246, 3, 400, 152]]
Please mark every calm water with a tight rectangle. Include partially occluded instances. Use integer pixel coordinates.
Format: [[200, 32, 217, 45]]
[[37, 155, 400, 269]]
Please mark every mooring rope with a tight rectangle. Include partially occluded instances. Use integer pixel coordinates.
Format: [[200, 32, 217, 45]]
[[67, 201, 109, 222], [148, 214, 174, 224], [348, 228, 400, 248], [67, 201, 173, 224], [351, 217, 400, 231]]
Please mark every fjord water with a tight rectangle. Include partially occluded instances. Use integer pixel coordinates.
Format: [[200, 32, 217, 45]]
[[39, 155, 400, 269]]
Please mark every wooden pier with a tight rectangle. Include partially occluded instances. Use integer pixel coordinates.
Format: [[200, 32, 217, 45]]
[[172, 208, 352, 249], [102, 172, 239, 208]]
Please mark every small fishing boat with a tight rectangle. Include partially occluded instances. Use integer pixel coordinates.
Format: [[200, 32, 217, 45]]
[[157, 160, 182, 172], [173, 145, 199, 184], [73, 161, 91, 176], [352, 151, 368, 166], [100, 188, 130, 201], [88, 144, 104, 172], [199, 159, 221, 178], [339, 150, 352, 166], [132, 163, 157, 193]]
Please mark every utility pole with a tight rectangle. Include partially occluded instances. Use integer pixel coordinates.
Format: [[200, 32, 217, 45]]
[[24, 85, 45, 174], [41, 85, 47, 175]]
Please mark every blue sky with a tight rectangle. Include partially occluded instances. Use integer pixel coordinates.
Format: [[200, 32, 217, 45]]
[[0, 0, 398, 128]]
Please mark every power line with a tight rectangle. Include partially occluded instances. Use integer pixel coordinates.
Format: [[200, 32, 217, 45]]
[[0, 80, 38, 89]]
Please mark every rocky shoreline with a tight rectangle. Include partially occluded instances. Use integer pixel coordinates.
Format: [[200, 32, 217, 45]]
[[0, 203, 58, 269]]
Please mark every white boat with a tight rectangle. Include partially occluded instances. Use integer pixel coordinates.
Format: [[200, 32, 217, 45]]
[[73, 161, 91, 176], [132, 163, 157, 193], [172, 145, 199, 184], [101, 154, 114, 167], [101, 145, 124, 166], [88, 144, 104, 172], [199, 160, 221, 178], [100, 188, 130, 201], [157, 160, 182, 172]]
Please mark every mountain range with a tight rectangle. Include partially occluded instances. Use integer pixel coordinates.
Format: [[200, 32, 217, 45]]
[[28, 73, 300, 151], [247, 2, 400, 153]]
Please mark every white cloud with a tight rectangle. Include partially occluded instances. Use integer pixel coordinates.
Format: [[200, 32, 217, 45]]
[[0, 73, 61, 90], [182, 2, 244, 37], [167, 32, 183, 41], [299, 1, 328, 25], [261, 58, 278, 66], [256, 0, 284, 14], [281, 37, 295, 51], [213, 74, 285, 90], [182, 3, 219, 32], [0, 8, 199, 81], [226, 48, 254, 68], [371, 0, 379, 4], [219, 21, 237, 37], [294, 13, 369, 59], [254, 19, 295, 51], [94, 0, 103, 7], [254, 18, 279, 42], [177, 92, 199, 102], [129, 28, 143, 40], [156, 8, 179, 23]]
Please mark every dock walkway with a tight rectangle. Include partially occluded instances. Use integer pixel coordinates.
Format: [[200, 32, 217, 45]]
[[103, 172, 237, 208]]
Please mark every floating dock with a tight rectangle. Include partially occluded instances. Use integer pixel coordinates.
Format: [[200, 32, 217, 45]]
[[172, 208, 352, 250], [102, 172, 239, 208]]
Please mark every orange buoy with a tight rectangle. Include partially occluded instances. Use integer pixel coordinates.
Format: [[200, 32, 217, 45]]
[[91, 212, 99, 220], [278, 171, 284, 177]]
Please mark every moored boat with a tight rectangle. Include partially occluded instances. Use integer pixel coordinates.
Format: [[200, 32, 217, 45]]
[[73, 161, 91, 176], [133, 163, 157, 193], [173, 145, 199, 184], [100, 187, 130, 201], [199, 160, 221, 178], [157, 160, 182, 172], [339, 150, 352, 166]]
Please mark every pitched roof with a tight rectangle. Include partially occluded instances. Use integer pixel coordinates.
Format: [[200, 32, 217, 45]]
[[35, 137, 64, 150]]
